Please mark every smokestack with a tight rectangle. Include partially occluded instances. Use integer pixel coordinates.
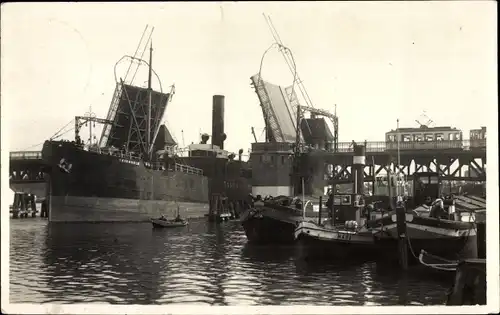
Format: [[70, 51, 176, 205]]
[[212, 95, 226, 150], [353, 143, 366, 196], [238, 149, 243, 161]]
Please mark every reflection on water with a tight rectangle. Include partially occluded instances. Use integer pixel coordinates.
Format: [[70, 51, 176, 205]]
[[9, 218, 449, 305]]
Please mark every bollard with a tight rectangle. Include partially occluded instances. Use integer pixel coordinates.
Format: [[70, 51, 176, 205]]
[[395, 200, 408, 270], [318, 196, 323, 225]]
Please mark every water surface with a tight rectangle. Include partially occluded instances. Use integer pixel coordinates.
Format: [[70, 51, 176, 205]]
[[9, 218, 450, 305]]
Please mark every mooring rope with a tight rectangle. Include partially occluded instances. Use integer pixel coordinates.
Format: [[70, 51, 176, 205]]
[[405, 210, 477, 261]]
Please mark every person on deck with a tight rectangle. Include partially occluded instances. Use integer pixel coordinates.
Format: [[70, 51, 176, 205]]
[[429, 199, 447, 219]]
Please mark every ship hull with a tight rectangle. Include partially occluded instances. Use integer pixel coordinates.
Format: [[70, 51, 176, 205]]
[[241, 214, 298, 244], [371, 215, 478, 262], [296, 233, 378, 261], [295, 222, 377, 261], [42, 140, 210, 223], [374, 233, 477, 263], [48, 195, 208, 223], [240, 205, 319, 244]]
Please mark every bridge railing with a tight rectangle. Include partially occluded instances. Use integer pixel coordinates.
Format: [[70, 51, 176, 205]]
[[9, 151, 42, 160], [335, 140, 485, 153]]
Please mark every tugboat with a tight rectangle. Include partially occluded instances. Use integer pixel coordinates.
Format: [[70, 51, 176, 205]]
[[294, 143, 378, 260]]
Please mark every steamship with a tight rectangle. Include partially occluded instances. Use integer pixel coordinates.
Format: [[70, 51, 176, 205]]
[[42, 41, 250, 222]]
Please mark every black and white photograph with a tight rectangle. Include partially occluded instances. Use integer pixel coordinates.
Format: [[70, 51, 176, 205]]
[[1, 1, 498, 314]]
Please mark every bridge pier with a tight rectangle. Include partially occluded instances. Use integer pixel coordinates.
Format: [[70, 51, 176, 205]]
[[11, 192, 38, 218]]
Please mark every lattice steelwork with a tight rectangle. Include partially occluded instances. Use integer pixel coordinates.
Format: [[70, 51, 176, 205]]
[[99, 83, 123, 147], [250, 75, 303, 143], [103, 83, 171, 157]]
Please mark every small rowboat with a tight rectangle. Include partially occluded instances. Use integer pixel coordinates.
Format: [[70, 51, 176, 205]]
[[418, 249, 459, 282], [151, 218, 188, 228], [419, 249, 458, 271]]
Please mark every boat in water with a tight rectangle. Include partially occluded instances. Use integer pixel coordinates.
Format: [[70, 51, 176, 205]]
[[151, 218, 188, 228], [240, 110, 337, 244], [241, 192, 323, 244], [418, 249, 458, 282], [151, 205, 188, 228], [294, 143, 379, 261], [239, 21, 339, 244], [41, 29, 250, 223], [295, 217, 377, 261], [369, 172, 478, 262]]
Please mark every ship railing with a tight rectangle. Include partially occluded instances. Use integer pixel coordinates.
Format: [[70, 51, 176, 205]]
[[172, 163, 204, 176], [87, 146, 145, 162], [9, 151, 42, 160], [332, 140, 484, 153]]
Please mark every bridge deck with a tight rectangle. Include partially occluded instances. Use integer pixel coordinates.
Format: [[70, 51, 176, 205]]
[[9, 139, 486, 160]]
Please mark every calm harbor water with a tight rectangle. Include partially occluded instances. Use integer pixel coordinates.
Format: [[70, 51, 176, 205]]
[[9, 218, 450, 305]]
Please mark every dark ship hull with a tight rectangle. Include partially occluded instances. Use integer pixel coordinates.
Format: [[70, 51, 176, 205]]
[[294, 221, 378, 261], [42, 140, 209, 222], [370, 214, 478, 262], [240, 197, 320, 244], [241, 210, 301, 244]]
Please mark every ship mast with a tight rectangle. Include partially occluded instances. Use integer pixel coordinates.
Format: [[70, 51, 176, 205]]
[[396, 118, 406, 205], [147, 41, 153, 161]]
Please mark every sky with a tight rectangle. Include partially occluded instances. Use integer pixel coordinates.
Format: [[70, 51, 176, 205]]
[[1, 1, 497, 156]]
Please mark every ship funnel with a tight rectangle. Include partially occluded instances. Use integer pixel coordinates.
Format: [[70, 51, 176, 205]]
[[212, 95, 225, 150], [238, 149, 243, 161], [352, 143, 366, 196]]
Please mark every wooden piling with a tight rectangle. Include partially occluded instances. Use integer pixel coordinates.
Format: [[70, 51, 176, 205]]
[[446, 259, 486, 305], [396, 203, 408, 270], [477, 222, 486, 259], [41, 199, 48, 218], [318, 196, 322, 225]]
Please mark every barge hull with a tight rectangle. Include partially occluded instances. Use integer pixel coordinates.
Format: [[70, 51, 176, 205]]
[[241, 215, 298, 244], [375, 234, 478, 262]]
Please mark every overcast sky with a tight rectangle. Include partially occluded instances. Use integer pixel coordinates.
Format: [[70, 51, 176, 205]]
[[1, 1, 497, 155]]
